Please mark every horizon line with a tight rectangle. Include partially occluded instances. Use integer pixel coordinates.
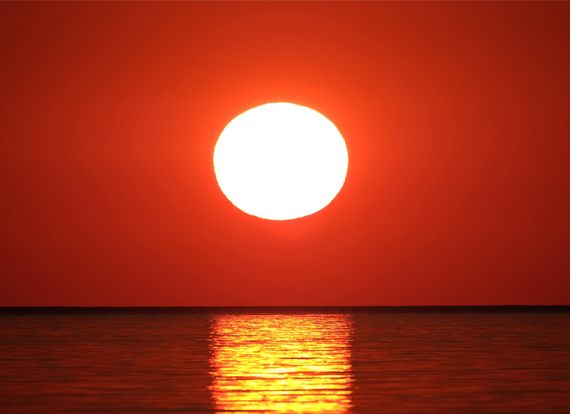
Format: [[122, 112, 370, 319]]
[[2, 305, 569, 315]]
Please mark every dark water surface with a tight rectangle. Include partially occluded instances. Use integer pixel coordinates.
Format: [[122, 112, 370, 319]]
[[1, 308, 569, 413]]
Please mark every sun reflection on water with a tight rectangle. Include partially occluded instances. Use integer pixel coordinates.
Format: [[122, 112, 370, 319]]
[[209, 314, 354, 413]]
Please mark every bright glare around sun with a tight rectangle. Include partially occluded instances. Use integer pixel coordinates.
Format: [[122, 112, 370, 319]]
[[214, 103, 348, 220]]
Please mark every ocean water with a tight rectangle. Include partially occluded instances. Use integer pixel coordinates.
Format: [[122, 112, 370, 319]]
[[1, 308, 569, 413]]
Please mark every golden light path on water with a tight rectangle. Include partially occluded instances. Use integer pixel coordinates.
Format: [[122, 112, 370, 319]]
[[209, 314, 354, 413]]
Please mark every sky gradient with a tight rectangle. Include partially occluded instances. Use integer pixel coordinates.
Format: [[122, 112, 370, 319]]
[[1, 2, 569, 306]]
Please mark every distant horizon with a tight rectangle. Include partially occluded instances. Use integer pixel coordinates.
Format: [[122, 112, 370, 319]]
[[2, 305, 569, 316]]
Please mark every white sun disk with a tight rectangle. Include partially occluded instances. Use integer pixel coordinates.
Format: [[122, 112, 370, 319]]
[[214, 103, 348, 220]]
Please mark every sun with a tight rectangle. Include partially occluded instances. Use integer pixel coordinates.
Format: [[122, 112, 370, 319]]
[[213, 103, 348, 220]]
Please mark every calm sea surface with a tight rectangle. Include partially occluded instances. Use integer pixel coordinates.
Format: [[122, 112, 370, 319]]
[[1, 308, 569, 413]]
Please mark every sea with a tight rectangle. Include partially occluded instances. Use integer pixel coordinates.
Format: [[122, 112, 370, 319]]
[[1, 307, 569, 413]]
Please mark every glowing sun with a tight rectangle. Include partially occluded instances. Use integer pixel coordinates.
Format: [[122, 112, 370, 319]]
[[214, 103, 348, 220]]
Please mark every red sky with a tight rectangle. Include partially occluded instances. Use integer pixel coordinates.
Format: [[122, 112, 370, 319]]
[[1, 3, 569, 306]]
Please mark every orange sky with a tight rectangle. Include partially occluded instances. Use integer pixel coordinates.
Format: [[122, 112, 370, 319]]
[[1, 2, 569, 306]]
